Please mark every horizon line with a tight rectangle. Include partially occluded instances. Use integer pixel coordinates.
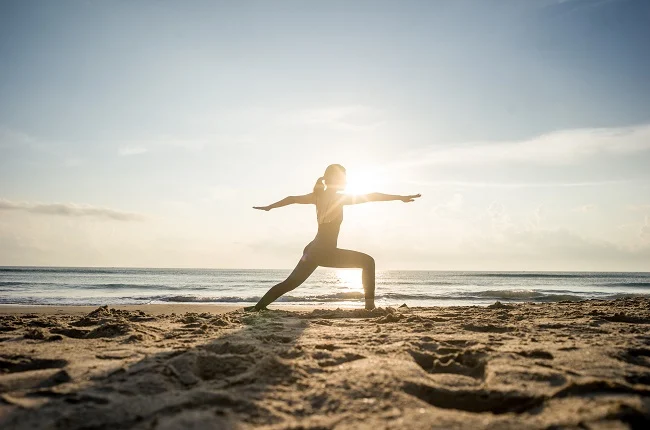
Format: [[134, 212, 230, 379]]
[[1, 265, 648, 275]]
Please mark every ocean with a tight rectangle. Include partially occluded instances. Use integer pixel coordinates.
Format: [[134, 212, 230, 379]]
[[1, 267, 649, 308]]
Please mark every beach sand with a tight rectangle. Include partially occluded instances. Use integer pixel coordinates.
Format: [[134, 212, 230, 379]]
[[1, 299, 649, 429]]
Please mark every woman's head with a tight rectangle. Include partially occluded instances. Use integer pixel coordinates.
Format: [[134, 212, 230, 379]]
[[323, 164, 347, 191]]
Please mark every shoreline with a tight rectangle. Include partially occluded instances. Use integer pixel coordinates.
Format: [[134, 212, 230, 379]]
[[0, 297, 633, 316], [0, 303, 337, 316]]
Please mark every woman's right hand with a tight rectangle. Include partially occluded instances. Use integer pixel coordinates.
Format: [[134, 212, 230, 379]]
[[400, 194, 421, 203], [253, 206, 271, 211]]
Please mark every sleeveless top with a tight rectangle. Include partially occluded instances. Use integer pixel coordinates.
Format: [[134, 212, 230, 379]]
[[313, 191, 343, 249], [316, 191, 344, 224]]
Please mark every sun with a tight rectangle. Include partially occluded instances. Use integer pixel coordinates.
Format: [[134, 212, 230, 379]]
[[344, 170, 380, 195]]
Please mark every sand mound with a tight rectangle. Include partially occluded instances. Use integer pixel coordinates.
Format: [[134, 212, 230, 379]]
[[299, 306, 402, 319], [73, 305, 157, 327]]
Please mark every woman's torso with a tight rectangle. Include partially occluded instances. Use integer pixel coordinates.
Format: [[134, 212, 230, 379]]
[[312, 191, 344, 249]]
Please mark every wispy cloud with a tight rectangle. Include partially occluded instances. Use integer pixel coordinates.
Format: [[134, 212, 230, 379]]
[[117, 136, 208, 156], [0, 199, 145, 221], [628, 204, 650, 212], [159, 137, 208, 151], [64, 157, 84, 167], [118, 145, 148, 156], [0, 126, 36, 149], [404, 179, 631, 189], [396, 124, 650, 168], [286, 105, 383, 130], [208, 186, 238, 201], [432, 193, 464, 215], [572, 204, 597, 213], [641, 216, 650, 241]]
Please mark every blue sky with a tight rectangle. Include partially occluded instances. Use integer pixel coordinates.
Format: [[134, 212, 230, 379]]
[[1, 0, 649, 270]]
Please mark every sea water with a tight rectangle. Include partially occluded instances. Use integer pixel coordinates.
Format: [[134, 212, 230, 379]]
[[1, 267, 649, 308]]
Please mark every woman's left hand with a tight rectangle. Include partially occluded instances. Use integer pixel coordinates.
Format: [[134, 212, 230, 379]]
[[253, 206, 271, 211]]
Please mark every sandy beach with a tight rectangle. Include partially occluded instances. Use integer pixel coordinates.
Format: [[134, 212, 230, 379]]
[[1, 299, 649, 429]]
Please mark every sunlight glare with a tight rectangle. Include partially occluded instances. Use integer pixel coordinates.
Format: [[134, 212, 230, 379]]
[[336, 269, 363, 291], [344, 170, 381, 195]]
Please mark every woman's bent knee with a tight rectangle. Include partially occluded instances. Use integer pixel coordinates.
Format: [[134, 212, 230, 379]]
[[364, 255, 375, 270]]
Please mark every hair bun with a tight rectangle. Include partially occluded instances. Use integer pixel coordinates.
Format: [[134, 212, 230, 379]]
[[313, 176, 326, 193]]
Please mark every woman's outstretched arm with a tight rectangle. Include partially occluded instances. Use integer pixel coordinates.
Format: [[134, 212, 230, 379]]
[[342, 193, 421, 205], [253, 193, 315, 211]]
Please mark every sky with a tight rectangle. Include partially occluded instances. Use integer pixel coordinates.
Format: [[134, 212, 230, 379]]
[[1, 0, 649, 271]]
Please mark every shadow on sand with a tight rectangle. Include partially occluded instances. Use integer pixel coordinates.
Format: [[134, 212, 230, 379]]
[[1, 307, 314, 429]]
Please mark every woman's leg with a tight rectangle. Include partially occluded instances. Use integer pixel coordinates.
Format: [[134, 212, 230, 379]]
[[316, 248, 376, 310], [251, 257, 317, 310]]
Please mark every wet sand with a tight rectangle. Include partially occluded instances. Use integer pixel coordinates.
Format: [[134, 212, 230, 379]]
[[1, 299, 649, 429]]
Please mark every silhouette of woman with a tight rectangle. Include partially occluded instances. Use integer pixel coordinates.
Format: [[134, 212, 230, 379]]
[[247, 164, 420, 311]]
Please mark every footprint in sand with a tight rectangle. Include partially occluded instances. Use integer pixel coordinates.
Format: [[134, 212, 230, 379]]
[[278, 346, 304, 359], [615, 347, 650, 368], [402, 382, 542, 414], [625, 373, 650, 385], [95, 350, 143, 360], [0, 354, 71, 394], [407, 375, 650, 417], [313, 350, 366, 367], [311, 319, 334, 326], [445, 339, 478, 347], [516, 349, 554, 360], [255, 334, 293, 344], [205, 341, 258, 355], [166, 349, 256, 385], [408, 347, 487, 380], [462, 323, 514, 333], [0, 354, 68, 373], [602, 313, 650, 324], [314, 344, 340, 351], [50, 327, 91, 339]]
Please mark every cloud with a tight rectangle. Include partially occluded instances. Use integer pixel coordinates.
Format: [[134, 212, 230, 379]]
[[367, 204, 650, 271], [64, 157, 84, 167], [0, 199, 145, 221], [642, 216, 650, 241], [287, 105, 383, 130], [628, 204, 650, 212], [0, 126, 35, 149], [117, 136, 207, 155], [156, 136, 207, 151], [397, 123, 650, 167], [529, 205, 545, 229], [454, 202, 650, 270], [432, 193, 464, 215], [404, 179, 630, 189], [118, 145, 148, 156], [572, 204, 597, 212], [208, 186, 238, 201], [486, 201, 512, 234]]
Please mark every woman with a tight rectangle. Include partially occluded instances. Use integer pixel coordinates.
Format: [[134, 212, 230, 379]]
[[247, 164, 420, 311]]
